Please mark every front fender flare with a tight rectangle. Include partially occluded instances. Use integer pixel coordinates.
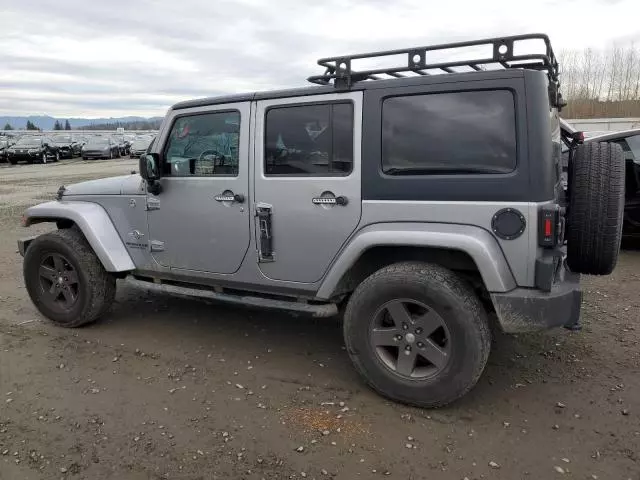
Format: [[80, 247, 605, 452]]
[[23, 201, 135, 272], [317, 223, 517, 299]]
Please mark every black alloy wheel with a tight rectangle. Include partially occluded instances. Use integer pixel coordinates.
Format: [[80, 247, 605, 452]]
[[370, 299, 451, 379], [37, 253, 79, 313]]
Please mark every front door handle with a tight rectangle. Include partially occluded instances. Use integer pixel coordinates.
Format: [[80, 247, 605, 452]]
[[214, 192, 245, 203], [312, 195, 348, 206]]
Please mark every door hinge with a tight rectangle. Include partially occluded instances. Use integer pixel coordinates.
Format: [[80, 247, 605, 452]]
[[146, 197, 161, 211], [150, 240, 165, 252], [255, 202, 275, 262]]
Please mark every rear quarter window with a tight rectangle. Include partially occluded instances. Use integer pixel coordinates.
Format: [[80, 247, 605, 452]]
[[382, 90, 517, 175]]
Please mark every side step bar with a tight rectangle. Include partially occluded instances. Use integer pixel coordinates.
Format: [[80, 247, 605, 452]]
[[126, 278, 339, 318]]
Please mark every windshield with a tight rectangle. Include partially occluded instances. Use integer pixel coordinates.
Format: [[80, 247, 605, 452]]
[[52, 135, 72, 143], [15, 137, 42, 146], [88, 138, 110, 146]]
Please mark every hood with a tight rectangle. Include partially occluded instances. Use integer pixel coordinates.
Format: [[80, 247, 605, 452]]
[[63, 174, 145, 196]]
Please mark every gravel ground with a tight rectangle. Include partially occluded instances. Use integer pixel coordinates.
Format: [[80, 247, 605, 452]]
[[1, 159, 639, 480]]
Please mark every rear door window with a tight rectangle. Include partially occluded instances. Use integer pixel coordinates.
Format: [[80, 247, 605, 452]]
[[264, 102, 353, 176], [382, 90, 517, 175]]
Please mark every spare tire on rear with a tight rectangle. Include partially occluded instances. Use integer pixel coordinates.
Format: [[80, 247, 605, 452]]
[[566, 141, 624, 275]]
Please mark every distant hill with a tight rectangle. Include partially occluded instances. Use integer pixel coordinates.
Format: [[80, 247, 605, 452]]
[[0, 115, 163, 131]]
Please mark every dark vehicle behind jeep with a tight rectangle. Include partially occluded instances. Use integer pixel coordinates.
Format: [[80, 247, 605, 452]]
[[560, 123, 640, 239]]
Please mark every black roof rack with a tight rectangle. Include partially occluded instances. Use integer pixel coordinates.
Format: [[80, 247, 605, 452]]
[[307, 33, 559, 89]]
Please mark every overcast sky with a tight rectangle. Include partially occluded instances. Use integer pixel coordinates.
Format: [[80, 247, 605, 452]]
[[1, 0, 639, 118]]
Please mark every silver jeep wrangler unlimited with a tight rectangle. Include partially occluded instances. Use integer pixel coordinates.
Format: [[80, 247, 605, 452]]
[[19, 34, 625, 407]]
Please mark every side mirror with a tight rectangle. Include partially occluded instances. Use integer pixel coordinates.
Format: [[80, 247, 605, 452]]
[[140, 154, 162, 194]]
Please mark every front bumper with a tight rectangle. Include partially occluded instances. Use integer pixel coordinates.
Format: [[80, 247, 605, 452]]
[[83, 151, 109, 158], [17, 236, 36, 256], [7, 152, 39, 161], [491, 269, 581, 333]]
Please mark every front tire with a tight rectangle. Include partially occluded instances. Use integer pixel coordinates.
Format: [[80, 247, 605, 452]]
[[343, 262, 491, 408], [23, 229, 116, 327]]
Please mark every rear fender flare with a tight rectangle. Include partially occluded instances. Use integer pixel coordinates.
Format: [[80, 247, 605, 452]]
[[317, 222, 517, 299], [23, 201, 135, 272]]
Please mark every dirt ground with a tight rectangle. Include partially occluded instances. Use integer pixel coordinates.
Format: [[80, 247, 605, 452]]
[[1, 159, 639, 480]]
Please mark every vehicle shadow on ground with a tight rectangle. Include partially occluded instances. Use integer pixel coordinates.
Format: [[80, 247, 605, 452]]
[[86, 282, 576, 414]]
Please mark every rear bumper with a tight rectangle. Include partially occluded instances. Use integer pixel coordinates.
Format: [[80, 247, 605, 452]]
[[491, 269, 581, 333]]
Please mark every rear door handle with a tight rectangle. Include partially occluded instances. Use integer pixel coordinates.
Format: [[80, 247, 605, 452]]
[[214, 192, 245, 203], [312, 195, 348, 206]]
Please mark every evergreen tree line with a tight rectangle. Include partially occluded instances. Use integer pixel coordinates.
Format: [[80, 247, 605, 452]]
[[3, 118, 160, 131]]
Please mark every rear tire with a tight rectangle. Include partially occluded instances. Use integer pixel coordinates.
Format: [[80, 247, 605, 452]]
[[566, 142, 625, 275], [23, 229, 116, 327], [343, 262, 491, 408]]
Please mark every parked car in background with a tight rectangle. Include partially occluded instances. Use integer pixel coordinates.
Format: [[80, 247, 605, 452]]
[[6, 136, 60, 164], [110, 134, 129, 156], [585, 129, 640, 239], [0, 137, 15, 162], [82, 137, 120, 160], [128, 136, 154, 158], [50, 134, 82, 158]]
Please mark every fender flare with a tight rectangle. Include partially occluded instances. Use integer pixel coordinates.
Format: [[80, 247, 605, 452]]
[[23, 201, 135, 272], [316, 222, 517, 299]]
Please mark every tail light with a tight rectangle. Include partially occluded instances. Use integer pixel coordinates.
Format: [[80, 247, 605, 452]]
[[538, 205, 563, 247], [572, 131, 584, 144]]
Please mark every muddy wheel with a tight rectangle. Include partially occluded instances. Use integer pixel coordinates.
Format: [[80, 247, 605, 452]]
[[343, 262, 490, 408], [23, 229, 116, 327], [566, 142, 625, 275]]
